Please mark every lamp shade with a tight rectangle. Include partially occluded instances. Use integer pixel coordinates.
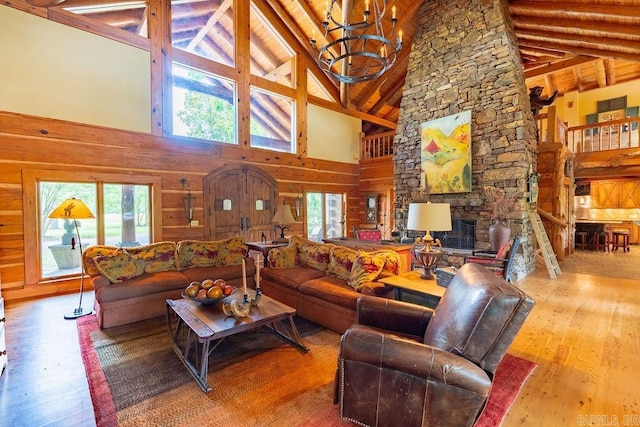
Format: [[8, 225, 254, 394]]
[[272, 204, 296, 225], [407, 202, 452, 232], [48, 198, 95, 219]]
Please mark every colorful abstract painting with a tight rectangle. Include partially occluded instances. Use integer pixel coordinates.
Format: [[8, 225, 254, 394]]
[[420, 110, 472, 194]]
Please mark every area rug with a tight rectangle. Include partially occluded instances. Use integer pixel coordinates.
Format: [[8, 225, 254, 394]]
[[78, 315, 536, 427]]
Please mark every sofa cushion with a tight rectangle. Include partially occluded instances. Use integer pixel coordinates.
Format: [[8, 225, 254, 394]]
[[267, 244, 300, 268], [214, 236, 248, 265], [83, 245, 121, 277], [94, 270, 189, 303], [176, 240, 220, 269], [176, 237, 247, 269], [126, 242, 177, 273], [261, 266, 326, 291], [348, 251, 385, 291], [370, 250, 402, 278], [299, 243, 333, 272], [327, 246, 357, 280], [298, 276, 360, 310], [93, 249, 145, 284]]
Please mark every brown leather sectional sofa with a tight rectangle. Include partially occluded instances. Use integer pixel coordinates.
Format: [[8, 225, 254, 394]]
[[260, 236, 401, 333], [82, 238, 255, 328]]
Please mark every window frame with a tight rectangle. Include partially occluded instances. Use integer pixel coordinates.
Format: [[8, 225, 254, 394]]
[[23, 169, 162, 285], [305, 191, 346, 241]]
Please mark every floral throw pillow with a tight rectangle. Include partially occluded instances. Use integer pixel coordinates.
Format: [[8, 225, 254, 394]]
[[327, 246, 358, 280], [214, 236, 247, 265], [176, 240, 220, 270], [268, 244, 300, 268], [348, 251, 385, 291], [299, 243, 333, 272], [371, 250, 401, 278], [126, 242, 177, 273], [94, 249, 144, 283], [83, 245, 120, 276]]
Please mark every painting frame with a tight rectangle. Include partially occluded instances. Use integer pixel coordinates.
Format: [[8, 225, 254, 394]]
[[420, 110, 472, 194]]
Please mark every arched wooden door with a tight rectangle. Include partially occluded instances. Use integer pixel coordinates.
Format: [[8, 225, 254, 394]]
[[204, 166, 278, 241]]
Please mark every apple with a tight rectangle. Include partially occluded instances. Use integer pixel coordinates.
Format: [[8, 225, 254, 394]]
[[201, 279, 215, 290], [185, 283, 200, 298], [222, 284, 234, 296], [207, 286, 223, 299], [214, 278, 226, 288], [196, 289, 208, 299]]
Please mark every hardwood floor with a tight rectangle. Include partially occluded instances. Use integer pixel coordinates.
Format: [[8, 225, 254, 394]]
[[0, 262, 638, 427]]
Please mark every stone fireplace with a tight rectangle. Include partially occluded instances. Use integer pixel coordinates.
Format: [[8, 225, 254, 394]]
[[433, 218, 476, 250], [393, 0, 539, 276]]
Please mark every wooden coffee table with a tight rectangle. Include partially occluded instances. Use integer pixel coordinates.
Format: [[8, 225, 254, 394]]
[[166, 293, 309, 392]]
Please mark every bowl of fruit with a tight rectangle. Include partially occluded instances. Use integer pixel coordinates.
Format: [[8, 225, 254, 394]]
[[182, 278, 236, 305]]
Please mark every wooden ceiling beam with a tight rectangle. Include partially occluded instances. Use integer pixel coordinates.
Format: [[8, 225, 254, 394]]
[[604, 59, 617, 85], [523, 55, 595, 78], [518, 44, 568, 59], [185, 0, 231, 52], [512, 16, 640, 40], [516, 36, 640, 62], [593, 59, 607, 87], [257, 0, 340, 103], [509, 1, 640, 23], [515, 28, 640, 55], [369, 75, 405, 115], [355, 49, 410, 111]]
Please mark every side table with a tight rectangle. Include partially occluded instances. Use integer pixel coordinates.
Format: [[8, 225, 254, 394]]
[[377, 271, 446, 309], [246, 241, 288, 266]]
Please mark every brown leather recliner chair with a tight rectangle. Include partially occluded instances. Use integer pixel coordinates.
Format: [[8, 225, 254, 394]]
[[335, 262, 535, 427]]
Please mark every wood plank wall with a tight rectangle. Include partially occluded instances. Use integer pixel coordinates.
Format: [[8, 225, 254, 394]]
[[0, 111, 360, 301]]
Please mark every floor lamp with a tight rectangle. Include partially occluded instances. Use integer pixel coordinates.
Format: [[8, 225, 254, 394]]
[[48, 198, 95, 319], [407, 202, 452, 279]]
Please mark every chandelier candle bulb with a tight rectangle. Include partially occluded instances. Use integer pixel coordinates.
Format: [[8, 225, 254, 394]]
[[392, 5, 396, 19]]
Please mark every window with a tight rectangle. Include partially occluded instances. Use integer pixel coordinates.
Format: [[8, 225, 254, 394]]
[[172, 63, 237, 144], [306, 192, 345, 242], [171, 0, 234, 67], [39, 182, 152, 280], [250, 3, 295, 87], [250, 87, 294, 152]]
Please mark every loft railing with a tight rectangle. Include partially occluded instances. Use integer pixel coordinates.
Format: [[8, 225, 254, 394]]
[[361, 130, 395, 160], [537, 106, 640, 153], [567, 116, 640, 153]]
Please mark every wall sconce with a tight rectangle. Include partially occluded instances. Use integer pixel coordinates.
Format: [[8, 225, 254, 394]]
[[180, 178, 197, 225], [294, 195, 302, 219]]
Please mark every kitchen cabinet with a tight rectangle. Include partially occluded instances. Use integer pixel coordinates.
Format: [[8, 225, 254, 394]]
[[592, 180, 640, 208]]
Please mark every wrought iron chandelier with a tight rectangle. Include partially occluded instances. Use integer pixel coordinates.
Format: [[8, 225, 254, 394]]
[[310, 0, 402, 84]]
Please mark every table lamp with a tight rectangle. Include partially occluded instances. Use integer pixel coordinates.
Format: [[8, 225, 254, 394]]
[[271, 202, 296, 243], [48, 198, 95, 319], [407, 202, 452, 279]]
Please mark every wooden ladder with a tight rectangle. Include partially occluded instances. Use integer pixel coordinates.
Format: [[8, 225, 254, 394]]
[[528, 210, 562, 279]]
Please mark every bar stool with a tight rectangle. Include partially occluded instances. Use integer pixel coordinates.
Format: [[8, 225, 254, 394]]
[[611, 229, 630, 252], [594, 231, 610, 252], [575, 231, 588, 250]]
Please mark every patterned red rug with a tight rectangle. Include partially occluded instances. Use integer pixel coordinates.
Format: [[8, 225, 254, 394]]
[[77, 315, 535, 426]]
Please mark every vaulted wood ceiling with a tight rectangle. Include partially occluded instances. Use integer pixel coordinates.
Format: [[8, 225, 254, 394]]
[[27, 0, 640, 135]]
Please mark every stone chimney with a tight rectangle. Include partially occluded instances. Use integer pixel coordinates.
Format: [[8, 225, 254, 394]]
[[393, 0, 539, 275]]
